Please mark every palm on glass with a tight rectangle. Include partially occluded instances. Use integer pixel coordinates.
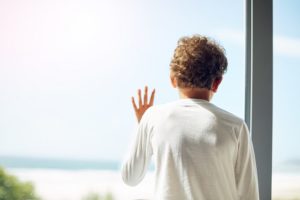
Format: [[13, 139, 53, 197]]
[[131, 86, 155, 123]]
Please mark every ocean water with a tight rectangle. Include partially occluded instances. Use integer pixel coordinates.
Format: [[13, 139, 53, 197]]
[[0, 156, 120, 170], [0, 156, 299, 173], [0, 156, 156, 172]]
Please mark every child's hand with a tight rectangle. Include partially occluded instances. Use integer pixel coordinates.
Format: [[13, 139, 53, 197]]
[[131, 86, 155, 123]]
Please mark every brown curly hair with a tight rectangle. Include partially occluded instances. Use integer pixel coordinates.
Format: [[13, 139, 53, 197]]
[[170, 35, 228, 89]]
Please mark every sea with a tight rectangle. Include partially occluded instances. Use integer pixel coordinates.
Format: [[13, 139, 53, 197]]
[[0, 156, 121, 171]]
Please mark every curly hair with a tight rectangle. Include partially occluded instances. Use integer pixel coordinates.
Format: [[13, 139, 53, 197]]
[[170, 35, 228, 89]]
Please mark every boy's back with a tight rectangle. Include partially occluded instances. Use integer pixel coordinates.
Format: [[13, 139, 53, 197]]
[[122, 35, 259, 200], [122, 98, 259, 200]]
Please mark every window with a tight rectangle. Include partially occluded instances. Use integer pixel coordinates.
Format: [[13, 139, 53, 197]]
[[0, 0, 245, 199], [272, 0, 300, 199]]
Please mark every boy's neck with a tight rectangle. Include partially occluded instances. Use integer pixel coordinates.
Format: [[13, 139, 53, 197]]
[[178, 87, 213, 102]]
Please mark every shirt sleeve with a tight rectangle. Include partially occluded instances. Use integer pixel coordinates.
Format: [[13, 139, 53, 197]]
[[121, 108, 154, 186], [235, 121, 260, 200]]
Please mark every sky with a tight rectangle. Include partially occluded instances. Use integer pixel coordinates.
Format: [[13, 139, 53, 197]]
[[0, 0, 299, 168]]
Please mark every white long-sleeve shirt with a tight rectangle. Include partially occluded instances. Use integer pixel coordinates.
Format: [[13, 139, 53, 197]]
[[121, 98, 259, 200]]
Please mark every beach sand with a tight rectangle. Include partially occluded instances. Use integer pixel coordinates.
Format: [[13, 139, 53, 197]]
[[9, 169, 154, 200], [8, 169, 300, 200], [272, 172, 300, 199]]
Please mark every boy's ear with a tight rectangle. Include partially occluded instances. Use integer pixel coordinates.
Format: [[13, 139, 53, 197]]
[[170, 73, 177, 88], [211, 76, 223, 92]]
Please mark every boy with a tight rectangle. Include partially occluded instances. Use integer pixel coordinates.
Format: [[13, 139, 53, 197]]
[[121, 35, 259, 200]]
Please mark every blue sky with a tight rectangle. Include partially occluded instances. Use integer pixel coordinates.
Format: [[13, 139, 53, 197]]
[[0, 0, 299, 168]]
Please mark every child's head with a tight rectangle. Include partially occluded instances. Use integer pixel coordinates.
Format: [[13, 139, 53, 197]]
[[170, 35, 228, 91]]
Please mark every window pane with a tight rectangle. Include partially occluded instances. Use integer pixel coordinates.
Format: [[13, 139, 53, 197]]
[[0, 0, 245, 199], [273, 0, 300, 199]]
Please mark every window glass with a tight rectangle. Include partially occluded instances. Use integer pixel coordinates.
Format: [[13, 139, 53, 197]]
[[0, 0, 245, 199], [272, 0, 300, 199]]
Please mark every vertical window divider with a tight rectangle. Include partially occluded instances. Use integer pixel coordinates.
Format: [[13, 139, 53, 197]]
[[245, 0, 273, 199]]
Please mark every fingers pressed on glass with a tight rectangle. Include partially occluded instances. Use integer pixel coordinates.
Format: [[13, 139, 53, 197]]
[[131, 96, 138, 112], [144, 86, 148, 105], [149, 89, 155, 106], [138, 89, 142, 107]]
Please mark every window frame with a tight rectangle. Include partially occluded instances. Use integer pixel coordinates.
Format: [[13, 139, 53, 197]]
[[245, 0, 273, 199]]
